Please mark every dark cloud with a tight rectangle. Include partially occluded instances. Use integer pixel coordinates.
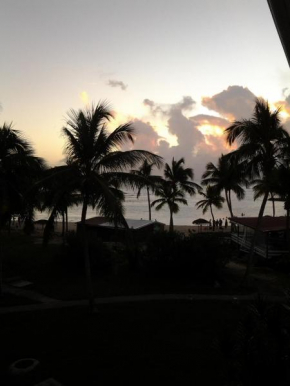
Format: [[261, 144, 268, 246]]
[[175, 96, 196, 111], [122, 119, 160, 154], [202, 85, 256, 120], [107, 79, 128, 91], [143, 98, 166, 115], [143, 99, 155, 108], [143, 95, 196, 117]]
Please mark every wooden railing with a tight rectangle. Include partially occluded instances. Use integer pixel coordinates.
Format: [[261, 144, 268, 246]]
[[231, 233, 288, 259]]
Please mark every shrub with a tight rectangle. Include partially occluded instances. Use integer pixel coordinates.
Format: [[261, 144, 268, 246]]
[[138, 231, 231, 283], [64, 231, 115, 273], [213, 295, 290, 385]]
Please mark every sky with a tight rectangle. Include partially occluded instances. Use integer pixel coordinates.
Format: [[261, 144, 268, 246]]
[[1, 0, 290, 180]]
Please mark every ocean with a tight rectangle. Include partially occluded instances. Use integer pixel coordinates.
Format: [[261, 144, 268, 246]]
[[34, 189, 287, 226]]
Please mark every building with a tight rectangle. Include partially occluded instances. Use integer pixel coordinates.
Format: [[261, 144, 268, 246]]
[[268, 0, 290, 66], [77, 216, 165, 242], [230, 216, 289, 259]]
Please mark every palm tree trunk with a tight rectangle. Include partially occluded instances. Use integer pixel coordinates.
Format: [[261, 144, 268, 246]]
[[169, 209, 174, 232], [81, 197, 95, 313], [270, 192, 275, 217], [210, 204, 215, 231], [147, 187, 151, 221], [65, 207, 68, 233], [243, 190, 269, 285], [61, 211, 65, 237], [225, 190, 233, 218], [228, 190, 234, 217]]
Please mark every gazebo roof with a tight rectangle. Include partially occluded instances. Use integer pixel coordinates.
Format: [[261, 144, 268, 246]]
[[79, 216, 164, 230]]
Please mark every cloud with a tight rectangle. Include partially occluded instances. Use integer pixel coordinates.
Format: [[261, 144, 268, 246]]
[[143, 99, 155, 108], [120, 119, 160, 156], [108, 79, 128, 91], [176, 96, 196, 111], [143, 98, 166, 116], [190, 114, 229, 128], [125, 89, 269, 180], [143, 96, 196, 117], [202, 85, 256, 120], [131, 119, 160, 152], [134, 87, 290, 180], [141, 96, 220, 179]]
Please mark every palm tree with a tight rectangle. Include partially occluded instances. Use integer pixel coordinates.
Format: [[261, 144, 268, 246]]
[[196, 186, 224, 229], [39, 165, 81, 245], [251, 168, 280, 217], [202, 154, 246, 217], [131, 160, 163, 220], [268, 165, 290, 253], [151, 181, 187, 232], [225, 98, 289, 283], [0, 123, 46, 296], [62, 102, 163, 312], [164, 157, 201, 196], [0, 123, 46, 228]]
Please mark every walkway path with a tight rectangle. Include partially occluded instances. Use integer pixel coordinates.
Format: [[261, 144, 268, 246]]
[[3, 283, 61, 304], [1, 291, 287, 314]]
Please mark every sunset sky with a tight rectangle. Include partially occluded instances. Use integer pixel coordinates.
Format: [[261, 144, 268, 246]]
[[1, 0, 290, 179]]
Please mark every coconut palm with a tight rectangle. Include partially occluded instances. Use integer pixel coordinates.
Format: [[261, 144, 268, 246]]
[[202, 154, 246, 217], [164, 157, 201, 195], [0, 123, 46, 295], [268, 165, 290, 253], [62, 102, 163, 312], [225, 98, 289, 282], [196, 186, 224, 229], [39, 165, 81, 245], [251, 168, 281, 218], [131, 160, 163, 220], [151, 181, 187, 232], [0, 123, 46, 229]]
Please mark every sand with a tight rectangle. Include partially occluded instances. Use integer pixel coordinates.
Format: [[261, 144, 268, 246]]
[[43, 222, 228, 236]]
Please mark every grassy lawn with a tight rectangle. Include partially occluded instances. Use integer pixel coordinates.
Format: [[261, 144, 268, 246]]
[[0, 232, 248, 301], [0, 300, 244, 385]]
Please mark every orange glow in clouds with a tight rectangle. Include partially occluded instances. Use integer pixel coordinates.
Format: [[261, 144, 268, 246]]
[[196, 123, 234, 152], [197, 124, 224, 137], [272, 101, 290, 120]]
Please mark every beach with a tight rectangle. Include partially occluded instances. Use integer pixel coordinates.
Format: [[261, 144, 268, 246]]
[[34, 221, 229, 236], [34, 188, 287, 228]]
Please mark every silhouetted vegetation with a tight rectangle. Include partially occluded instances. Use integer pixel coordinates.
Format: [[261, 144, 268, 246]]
[[214, 295, 290, 385], [225, 98, 290, 283], [138, 231, 231, 284], [152, 157, 200, 232], [196, 185, 225, 230], [64, 231, 116, 273]]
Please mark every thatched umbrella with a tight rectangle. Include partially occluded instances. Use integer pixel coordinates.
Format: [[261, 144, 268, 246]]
[[192, 218, 210, 232], [192, 218, 210, 225]]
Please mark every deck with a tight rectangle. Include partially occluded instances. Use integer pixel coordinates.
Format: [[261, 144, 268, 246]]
[[231, 233, 288, 259]]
